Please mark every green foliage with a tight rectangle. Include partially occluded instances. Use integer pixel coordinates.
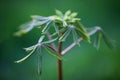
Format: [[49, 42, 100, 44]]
[[15, 10, 114, 79], [15, 10, 91, 62], [15, 35, 61, 63], [94, 30, 114, 49]]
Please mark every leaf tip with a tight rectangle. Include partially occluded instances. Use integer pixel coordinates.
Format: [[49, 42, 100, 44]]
[[14, 30, 26, 37], [14, 60, 21, 64]]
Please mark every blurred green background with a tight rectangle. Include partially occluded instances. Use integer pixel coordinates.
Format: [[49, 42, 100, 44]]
[[0, 0, 120, 80]]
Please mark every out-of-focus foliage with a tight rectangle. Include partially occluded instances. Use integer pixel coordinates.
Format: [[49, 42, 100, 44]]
[[0, 0, 120, 80]]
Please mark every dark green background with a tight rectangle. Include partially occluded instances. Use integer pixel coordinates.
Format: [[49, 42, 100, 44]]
[[0, 0, 120, 80]]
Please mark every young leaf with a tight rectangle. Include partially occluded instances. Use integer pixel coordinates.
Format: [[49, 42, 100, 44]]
[[74, 22, 90, 42], [64, 10, 71, 17], [70, 12, 78, 18], [59, 27, 71, 42], [34, 20, 49, 27], [44, 46, 62, 60], [64, 10, 71, 20], [62, 19, 67, 27], [76, 28, 90, 43], [14, 21, 35, 36], [72, 29, 80, 46], [51, 27, 67, 37], [74, 22, 87, 33], [37, 54, 42, 76], [15, 47, 36, 63], [24, 45, 37, 52], [37, 47, 42, 76], [42, 37, 58, 44], [42, 21, 53, 34], [38, 35, 45, 43], [31, 15, 48, 21], [53, 22, 59, 35], [94, 31, 102, 49], [55, 10, 63, 18], [102, 32, 114, 48]]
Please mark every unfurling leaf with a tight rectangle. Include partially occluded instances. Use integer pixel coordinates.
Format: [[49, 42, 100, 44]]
[[64, 10, 71, 20], [74, 22, 87, 33], [70, 12, 78, 18], [24, 45, 37, 52], [72, 29, 80, 46], [74, 22, 90, 43], [94, 31, 102, 49], [42, 21, 53, 34], [42, 37, 58, 44], [94, 30, 115, 49], [55, 10, 63, 18], [15, 47, 36, 63], [76, 28, 90, 43], [34, 20, 49, 27], [59, 27, 71, 42], [31, 15, 48, 21], [37, 47, 42, 76], [14, 21, 35, 36], [53, 22, 59, 35], [37, 53, 42, 76], [62, 19, 67, 27], [102, 32, 115, 48], [38, 35, 45, 43], [64, 10, 71, 17]]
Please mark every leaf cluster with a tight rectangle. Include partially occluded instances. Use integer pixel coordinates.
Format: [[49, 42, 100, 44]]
[[15, 10, 114, 77]]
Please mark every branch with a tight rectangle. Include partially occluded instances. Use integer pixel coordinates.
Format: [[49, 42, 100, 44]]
[[44, 44, 58, 53], [61, 26, 102, 55], [46, 32, 58, 52]]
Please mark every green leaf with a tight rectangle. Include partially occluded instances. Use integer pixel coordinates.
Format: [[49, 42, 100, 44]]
[[102, 32, 114, 48], [14, 30, 27, 37], [72, 29, 80, 46], [44, 46, 62, 60], [31, 15, 48, 21], [34, 20, 49, 27], [15, 47, 36, 63], [62, 19, 67, 27], [37, 47, 42, 76], [76, 28, 90, 43], [64, 10, 71, 20], [14, 21, 35, 36], [24, 45, 37, 52], [65, 10, 71, 17], [94, 31, 102, 49], [53, 22, 59, 35], [42, 37, 58, 44], [59, 27, 71, 42], [38, 35, 45, 43], [55, 10, 63, 18], [51, 27, 67, 37], [42, 21, 52, 34], [70, 12, 78, 18], [37, 54, 42, 76], [74, 22, 90, 42], [74, 22, 87, 33]]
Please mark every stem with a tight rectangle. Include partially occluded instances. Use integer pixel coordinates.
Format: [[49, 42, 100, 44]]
[[46, 26, 102, 80], [46, 32, 63, 80], [58, 42, 63, 80]]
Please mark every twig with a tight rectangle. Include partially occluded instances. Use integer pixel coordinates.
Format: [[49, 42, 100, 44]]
[[61, 26, 102, 55], [44, 44, 58, 53], [46, 32, 58, 52]]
